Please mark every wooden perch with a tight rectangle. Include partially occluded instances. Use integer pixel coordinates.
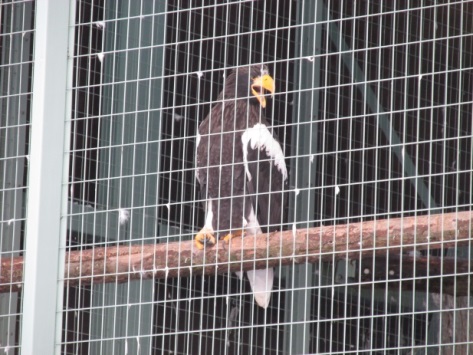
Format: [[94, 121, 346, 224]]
[[1, 211, 472, 294]]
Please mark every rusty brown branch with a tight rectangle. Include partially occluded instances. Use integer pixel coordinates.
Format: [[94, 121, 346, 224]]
[[1, 211, 472, 294]]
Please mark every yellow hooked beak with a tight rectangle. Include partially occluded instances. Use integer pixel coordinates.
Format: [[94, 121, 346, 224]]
[[251, 74, 275, 108]]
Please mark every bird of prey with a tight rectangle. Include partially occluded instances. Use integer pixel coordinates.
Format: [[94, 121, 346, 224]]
[[194, 65, 287, 308]]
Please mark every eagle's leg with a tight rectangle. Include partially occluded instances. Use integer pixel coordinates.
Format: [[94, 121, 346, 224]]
[[220, 230, 245, 243], [194, 227, 216, 250]]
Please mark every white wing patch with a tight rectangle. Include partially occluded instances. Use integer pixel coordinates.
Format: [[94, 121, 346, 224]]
[[241, 123, 288, 181]]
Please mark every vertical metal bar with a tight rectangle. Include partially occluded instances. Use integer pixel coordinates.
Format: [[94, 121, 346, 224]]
[[284, 0, 323, 353], [55, 0, 76, 353], [21, 0, 70, 354]]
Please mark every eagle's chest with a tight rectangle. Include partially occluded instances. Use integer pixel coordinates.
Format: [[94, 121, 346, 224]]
[[203, 104, 260, 166], [207, 130, 244, 166]]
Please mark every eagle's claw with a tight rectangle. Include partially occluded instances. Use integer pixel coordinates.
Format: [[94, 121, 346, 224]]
[[195, 228, 216, 250], [220, 230, 245, 243]]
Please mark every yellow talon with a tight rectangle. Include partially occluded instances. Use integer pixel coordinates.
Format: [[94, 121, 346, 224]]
[[220, 230, 245, 243], [194, 227, 216, 250]]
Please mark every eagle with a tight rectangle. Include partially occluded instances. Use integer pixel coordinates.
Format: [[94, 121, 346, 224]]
[[194, 65, 287, 309]]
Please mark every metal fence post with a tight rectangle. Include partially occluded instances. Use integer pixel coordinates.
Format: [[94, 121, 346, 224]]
[[22, 1, 71, 353]]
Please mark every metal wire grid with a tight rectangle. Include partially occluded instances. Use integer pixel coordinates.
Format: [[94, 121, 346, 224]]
[[63, 1, 293, 353], [159, 1, 295, 233], [64, 1, 164, 353], [4, 0, 465, 353], [0, 0, 35, 352], [60, 1, 472, 354]]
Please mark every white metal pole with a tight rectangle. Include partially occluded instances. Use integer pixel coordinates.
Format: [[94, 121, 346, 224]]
[[22, 0, 71, 354]]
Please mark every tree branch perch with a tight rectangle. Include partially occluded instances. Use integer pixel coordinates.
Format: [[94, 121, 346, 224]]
[[1, 211, 472, 294]]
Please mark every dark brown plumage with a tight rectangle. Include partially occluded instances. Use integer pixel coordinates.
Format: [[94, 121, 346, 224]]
[[194, 65, 287, 308]]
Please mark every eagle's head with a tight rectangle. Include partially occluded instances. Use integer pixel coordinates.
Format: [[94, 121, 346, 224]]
[[225, 65, 275, 108]]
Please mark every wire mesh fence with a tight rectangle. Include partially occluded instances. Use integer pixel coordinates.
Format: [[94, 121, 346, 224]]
[[0, 0, 472, 354], [0, 0, 35, 353]]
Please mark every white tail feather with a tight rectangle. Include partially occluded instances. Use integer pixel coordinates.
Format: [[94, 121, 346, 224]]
[[243, 207, 274, 308], [246, 268, 274, 309]]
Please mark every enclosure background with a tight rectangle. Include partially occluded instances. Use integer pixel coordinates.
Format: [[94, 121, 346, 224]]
[[0, 1, 472, 354]]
